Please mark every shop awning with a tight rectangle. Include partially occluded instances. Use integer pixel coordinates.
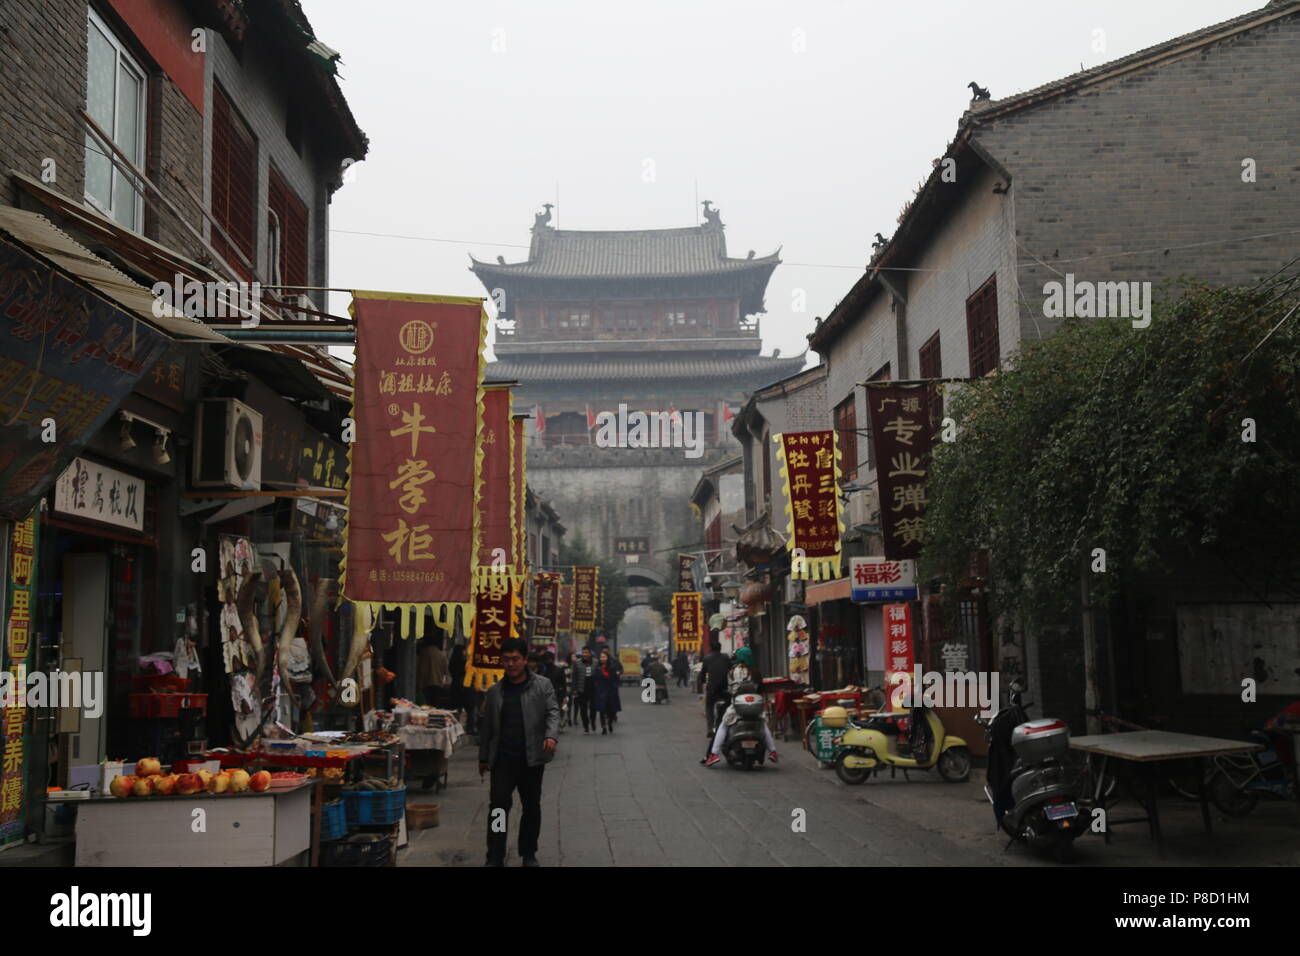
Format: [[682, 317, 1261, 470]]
[[805, 576, 851, 606], [0, 205, 232, 343]]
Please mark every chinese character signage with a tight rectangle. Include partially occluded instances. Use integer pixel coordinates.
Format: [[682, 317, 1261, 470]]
[[850, 557, 918, 602], [677, 554, 695, 592], [301, 429, 348, 490], [465, 578, 518, 690], [513, 414, 527, 576], [883, 603, 915, 709], [0, 237, 168, 520], [672, 592, 703, 653], [556, 583, 572, 633], [533, 572, 560, 639], [341, 292, 487, 636], [865, 383, 935, 560], [775, 430, 844, 581], [572, 566, 598, 631], [615, 537, 649, 556], [52, 457, 146, 532], [1, 513, 38, 843], [475, 386, 523, 591]]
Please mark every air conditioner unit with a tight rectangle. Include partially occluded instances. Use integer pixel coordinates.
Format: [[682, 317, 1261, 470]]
[[846, 482, 876, 531], [193, 398, 263, 490]]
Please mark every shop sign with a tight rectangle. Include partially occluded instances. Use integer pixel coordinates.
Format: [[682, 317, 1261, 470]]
[[883, 603, 915, 706], [133, 344, 188, 412], [512, 415, 527, 576], [572, 566, 598, 630], [556, 583, 572, 633], [775, 430, 844, 581], [301, 429, 347, 491], [465, 578, 518, 690], [677, 553, 695, 592], [865, 383, 937, 561], [533, 572, 560, 638], [850, 558, 918, 602], [0, 237, 169, 521], [672, 592, 703, 653], [474, 387, 521, 592], [341, 293, 487, 636], [1, 513, 38, 843], [52, 457, 146, 532]]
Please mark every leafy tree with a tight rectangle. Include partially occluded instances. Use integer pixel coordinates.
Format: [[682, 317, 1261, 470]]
[[921, 279, 1300, 630]]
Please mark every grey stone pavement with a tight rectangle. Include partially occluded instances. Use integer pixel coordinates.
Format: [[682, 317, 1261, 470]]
[[398, 689, 1300, 867]]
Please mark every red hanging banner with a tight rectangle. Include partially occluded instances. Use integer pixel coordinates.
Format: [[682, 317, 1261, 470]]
[[466, 578, 519, 690], [475, 386, 522, 591], [883, 603, 915, 710], [341, 292, 487, 636], [533, 572, 560, 639], [864, 383, 935, 561], [513, 414, 528, 576], [672, 592, 703, 653], [571, 566, 599, 631], [776, 429, 844, 581]]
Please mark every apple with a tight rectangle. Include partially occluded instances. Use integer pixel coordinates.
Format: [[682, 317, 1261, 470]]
[[132, 776, 154, 797], [135, 757, 162, 777], [248, 770, 272, 793], [109, 775, 135, 799], [152, 774, 178, 796], [206, 771, 230, 794], [227, 769, 251, 793], [175, 773, 202, 795]]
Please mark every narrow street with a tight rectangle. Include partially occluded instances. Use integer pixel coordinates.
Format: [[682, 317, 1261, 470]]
[[403, 690, 1035, 867]]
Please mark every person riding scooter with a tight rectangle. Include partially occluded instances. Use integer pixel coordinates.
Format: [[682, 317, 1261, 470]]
[[704, 647, 777, 767]]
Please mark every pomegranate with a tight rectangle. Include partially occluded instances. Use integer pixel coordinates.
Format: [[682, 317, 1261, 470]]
[[206, 771, 230, 794], [131, 776, 155, 797], [175, 773, 202, 795], [153, 774, 178, 796], [195, 769, 214, 789], [109, 775, 135, 799], [248, 770, 272, 793], [135, 757, 162, 777], [228, 769, 251, 793]]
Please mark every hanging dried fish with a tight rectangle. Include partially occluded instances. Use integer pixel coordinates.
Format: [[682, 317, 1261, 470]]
[[277, 567, 303, 706], [307, 577, 337, 690], [339, 602, 375, 699], [236, 571, 266, 684]]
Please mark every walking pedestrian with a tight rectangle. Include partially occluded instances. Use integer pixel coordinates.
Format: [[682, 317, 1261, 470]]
[[570, 646, 597, 733], [593, 647, 622, 734], [673, 651, 689, 688], [648, 656, 669, 703], [478, 638, 559, 867], [543, 650, 568, 732]]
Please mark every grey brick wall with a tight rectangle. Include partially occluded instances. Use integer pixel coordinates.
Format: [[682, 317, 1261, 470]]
[[149, 72, 205, 261], [0, 0, 88, 210]]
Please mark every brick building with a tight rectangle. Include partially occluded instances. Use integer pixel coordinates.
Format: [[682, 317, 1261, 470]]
[[473, 204, 804, 614], [808, 0, 1300, 730]]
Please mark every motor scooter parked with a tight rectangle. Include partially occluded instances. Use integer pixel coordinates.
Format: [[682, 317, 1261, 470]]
[[978, 681, 1085, 863], [832, 703, 971, 784]]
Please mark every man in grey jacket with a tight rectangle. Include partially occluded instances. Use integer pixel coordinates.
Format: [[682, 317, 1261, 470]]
[[479, 637, 560, 866]]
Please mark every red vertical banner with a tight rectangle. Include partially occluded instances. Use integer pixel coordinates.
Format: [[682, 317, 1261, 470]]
[[343, 292, 487, 636], [883, 603, 915, 711], [571, 566, 598, 630], [556, 583, 573, 633], [466, 579, 519, 690], [513, 414, 528, 577], [776, 429, 844, 580], [533, 572, 560, 640], [474, 386, 520, 590], [672, 592, 703, 653], [864, 383, 935, 560]]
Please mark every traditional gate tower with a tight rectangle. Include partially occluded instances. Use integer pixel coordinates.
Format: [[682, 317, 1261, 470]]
[[472, 203, 804, 606]]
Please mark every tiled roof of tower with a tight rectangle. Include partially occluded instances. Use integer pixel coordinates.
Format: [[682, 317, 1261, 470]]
[[487, 353, 807, 383], [471, 221, 781, 281]]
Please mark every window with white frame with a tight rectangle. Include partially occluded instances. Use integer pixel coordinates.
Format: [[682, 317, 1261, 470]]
[[85, 9, 147, 230]]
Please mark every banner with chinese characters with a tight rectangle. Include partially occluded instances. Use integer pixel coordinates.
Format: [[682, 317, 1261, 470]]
[[464, 578, 518, 690], [513, 414, 527, 576], [1, 513, 38, 843], [341, 292, 487, 636], [865, 383, 935, 560], [572, 566, 598, 631], [677, 554, 695, 592], [0, 237, 169, 521], [556, 583, 572, 633], [474, 386, 523, 592], [883, 603, 915, 710], [533, 572, 560, 639], [52, 457, 146, 532], [775, 430, 844, 581], [672, 592, 703, 653], [849, 557, 918, 602]]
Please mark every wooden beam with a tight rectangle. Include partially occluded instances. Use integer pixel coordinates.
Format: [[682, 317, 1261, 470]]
[[183, 489, 347, 499]]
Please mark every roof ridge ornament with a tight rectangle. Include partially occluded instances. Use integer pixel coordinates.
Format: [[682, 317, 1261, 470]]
[[532, 203, 554, 231], [701, 200, 722, 228]]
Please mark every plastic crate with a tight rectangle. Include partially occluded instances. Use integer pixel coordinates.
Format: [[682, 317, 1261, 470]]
[[342, 786, 406, 825], [131, 675, 192, 694], [320, 831, 394, 867], [320, 800, 347, 842], [129, 693, 208, 718]]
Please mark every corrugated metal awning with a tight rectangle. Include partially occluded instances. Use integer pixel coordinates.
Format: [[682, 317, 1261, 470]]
[[0, 206, 232, 343]]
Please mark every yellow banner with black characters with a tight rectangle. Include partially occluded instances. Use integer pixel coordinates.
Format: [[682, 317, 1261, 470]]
[[775, 429, 844, 581]]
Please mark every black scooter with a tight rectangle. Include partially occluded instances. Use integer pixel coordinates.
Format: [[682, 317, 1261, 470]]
[[978, 680, 1085, 863]]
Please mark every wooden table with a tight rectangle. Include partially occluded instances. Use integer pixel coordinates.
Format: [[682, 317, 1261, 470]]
[[1070, 730, 1263, 856]]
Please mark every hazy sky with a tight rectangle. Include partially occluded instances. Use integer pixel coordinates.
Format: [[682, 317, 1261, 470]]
[[307, 0, 1260, 365]]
